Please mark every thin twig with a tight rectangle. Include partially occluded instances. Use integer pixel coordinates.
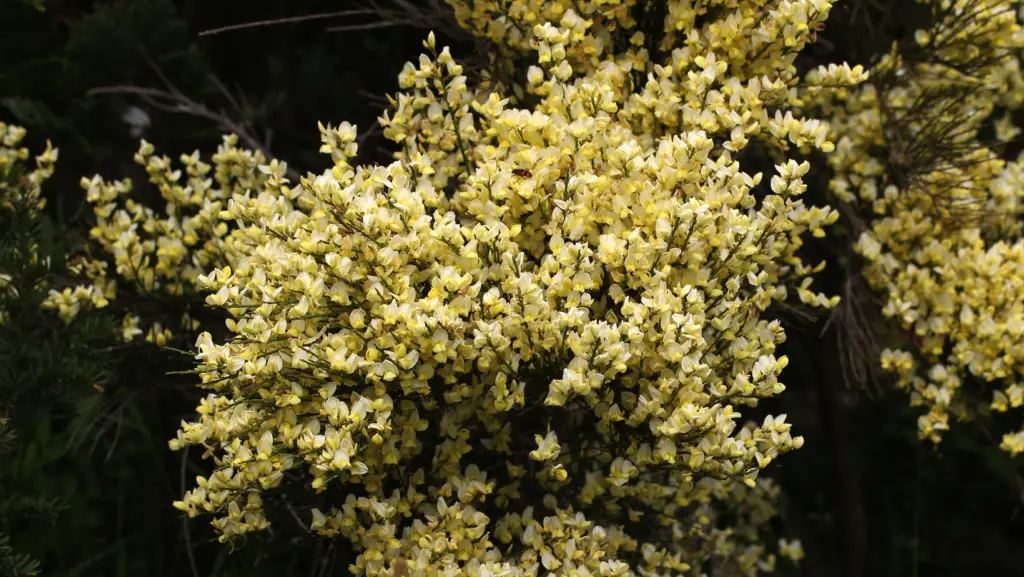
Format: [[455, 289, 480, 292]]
[[325, 21, 404, 32], [357, 120, 382, 148], [318, 542, 336, 577], [356, 88, 391, 109], [86, 84, 301, 182], [181, 446, 201, 577], [104, 406, 124, 462], [281, 497, 313, 535], [100, 51, 302, 180], [199, 9, 376, 37], [207, 74, 242, 113]]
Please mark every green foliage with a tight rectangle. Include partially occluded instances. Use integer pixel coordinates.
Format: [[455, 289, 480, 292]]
[[65, 0, 209, 89], [0, 533, 40, 577], [0, 423, 46, 577], [0, 147, 112, 420]]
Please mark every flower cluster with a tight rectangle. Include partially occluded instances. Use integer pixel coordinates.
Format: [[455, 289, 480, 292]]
[[164, 1, 861, 575], [0, 123, 55, 217], [44, 134, 293, 347], [825, 0, 1024, 450]]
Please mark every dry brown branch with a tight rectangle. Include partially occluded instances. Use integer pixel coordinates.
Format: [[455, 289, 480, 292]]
[[357, 0, 466, 36], [325, 0, 496, 81], [196, 1, 490, 166], [280, 497, 313, 535], [831, 273, 886, 397], [87, 77, 301, 182], [180, 446, 201, 577], [325, 20, 404, 32], [86, 52, 304, 180], [199, 9, 377, 36], [199, 1, 468, 40], [819, 172, 889, 397]]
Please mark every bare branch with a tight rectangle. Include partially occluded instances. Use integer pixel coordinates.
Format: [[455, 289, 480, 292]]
[[280, 497, 313, 535], [87, 84, 302, 182], [199, 9, 376, 37], [180, 446, 202, 577], [325, 21, 404, 33], [207, 74, 242, 113]]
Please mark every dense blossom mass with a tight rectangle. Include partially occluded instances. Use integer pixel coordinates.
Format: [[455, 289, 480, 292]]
[[825, 0, 1024, 453], [156, 0, 856, 575]]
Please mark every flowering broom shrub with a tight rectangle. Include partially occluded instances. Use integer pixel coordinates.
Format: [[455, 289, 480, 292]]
[[17, 0, 1024, 574], [824, 0, 1024, 453], [78, 1, 878, 575]]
